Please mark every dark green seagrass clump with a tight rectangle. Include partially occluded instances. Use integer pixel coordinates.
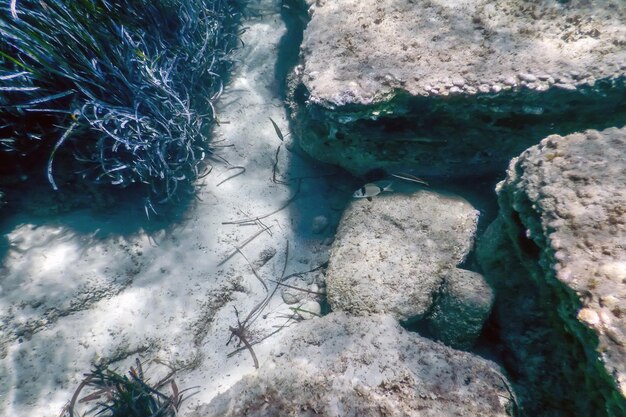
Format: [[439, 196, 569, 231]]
[[0, 0, 241, 212], [63, 358, 194, 417]]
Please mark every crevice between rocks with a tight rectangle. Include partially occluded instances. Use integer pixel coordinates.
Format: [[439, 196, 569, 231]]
[[289, 76, 626, 179], [477, 188, 626, 417]]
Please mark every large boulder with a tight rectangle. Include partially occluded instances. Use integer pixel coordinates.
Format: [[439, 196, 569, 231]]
[[326, 191, 476, 319], [478, 127, 626, 416], [289, 0, 626, 177], [326, 190, 493, 349], [192, 312, 515, 417]]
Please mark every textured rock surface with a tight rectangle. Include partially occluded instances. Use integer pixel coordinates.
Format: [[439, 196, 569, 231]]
[[478, 127, 626, 416], [192, 312, 514, 417], [289, 0, 626, 176], [426, 268, 494, 350], [299, 0, 626, 104], [326, 190, 479, 321]]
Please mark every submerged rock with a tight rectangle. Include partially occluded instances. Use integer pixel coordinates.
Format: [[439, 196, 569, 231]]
[[426, 268, 494, 350], [325, 190, 492, 348], [289, 0, 626, 177], [478, 128, 626, 416], [311, 214, 329, 234], [192, 312, 515, 417], [326, 191, 477, 320]]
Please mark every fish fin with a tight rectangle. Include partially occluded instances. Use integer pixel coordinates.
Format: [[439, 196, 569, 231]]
[[367, 197, 373, 202], [382, 182, 394, 192]]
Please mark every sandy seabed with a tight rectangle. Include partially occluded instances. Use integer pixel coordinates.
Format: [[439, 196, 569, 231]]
[[0, 1, 352, 415]]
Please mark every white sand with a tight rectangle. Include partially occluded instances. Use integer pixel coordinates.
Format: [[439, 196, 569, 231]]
[[0, 1, 351, 414]]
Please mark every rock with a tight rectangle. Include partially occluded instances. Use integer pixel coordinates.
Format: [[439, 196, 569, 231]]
[[294, 300, 321, 320], [326, 190, 479, 321], [518, 73, 537, 83], [281, 286, 303, 305], [289, 0, 626, 177], [314, 272, 326, 287], [477, 128, 626, 416], [192, 313, 515, 417], [426, 268, 494, 350], [281, 277, 323, 306], [311, 214, 329, 234]]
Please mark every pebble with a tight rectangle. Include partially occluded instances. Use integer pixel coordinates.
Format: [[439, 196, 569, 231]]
[[491, 84, 502, 93], [503, 77, 517, 86], [586, 130, 603, 141], [452, 77, 465, 87], [282, 287, 304, 305], [302, 272, 316, 285], [296, 300, 322, 320], [478, 84, 491, 94], [449, 86, 462, 94], [518, 73, 537, 82], [312, 215, 329, 234], [578, 308, 600, 326], [554, 83, 577, 91]]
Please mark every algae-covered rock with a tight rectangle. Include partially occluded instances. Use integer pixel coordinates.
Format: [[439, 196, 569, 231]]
[[426, 268, 494, 350], [192, 312, 515, 417], [326, 190, 479, 321], [289, 0, 626, 177], [478, 127, 626, 417]]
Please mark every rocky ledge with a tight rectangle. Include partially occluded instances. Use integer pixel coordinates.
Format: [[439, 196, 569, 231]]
[[478, 127, 626, 416], [192, 313, 515, 417], [288, 0, 626, 177]]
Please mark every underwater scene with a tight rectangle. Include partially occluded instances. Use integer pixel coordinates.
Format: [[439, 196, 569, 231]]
[[1, 0, 626, 416]]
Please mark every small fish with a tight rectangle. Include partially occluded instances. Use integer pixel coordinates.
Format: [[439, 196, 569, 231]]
[[353, 182, 393, 201]]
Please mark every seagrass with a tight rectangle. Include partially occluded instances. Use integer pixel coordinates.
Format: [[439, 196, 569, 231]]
[[0, 0, 242, 210]]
